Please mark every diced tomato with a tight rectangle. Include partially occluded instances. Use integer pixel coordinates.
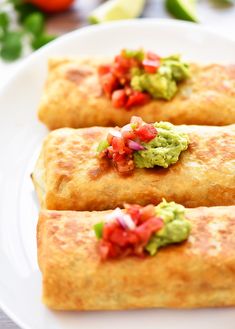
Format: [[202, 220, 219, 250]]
[[115, 54, 138, 70], [147, 51, 161, 61], [109, 228, 130, 247], [139, 204, 156, 222], [122, 130, 136, 141], [135, 123, 158, 142], [113, 55, 131, 78], [102, 222, 117, 240], [126, 91, 150, 109], [112, 153, 126, 162], [125, 204, 141, 223], [111, 89, 127, 108], [136, 217, 163, 244], [125, 231, 140, 245], [143, 59, 160, 74], [100, 73, 118, 97], [112, 63, 129, 80], [97, 203, 165, 260], [116, 159, 135, 174], [112, 54, 139, 82], [98, 65, 111, 76], [99, 240, 118, 260], [111, 137, 126, 154], [98, 50, 160, 109]]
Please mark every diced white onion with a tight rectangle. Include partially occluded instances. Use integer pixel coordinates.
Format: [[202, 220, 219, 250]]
[[109, 129, 122, 138], [106, 208, 136, 230]]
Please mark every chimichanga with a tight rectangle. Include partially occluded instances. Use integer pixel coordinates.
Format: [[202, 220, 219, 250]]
[[37, 205, 235, 310], [32, 123, 235, 211], [38, 57, 235, 129]]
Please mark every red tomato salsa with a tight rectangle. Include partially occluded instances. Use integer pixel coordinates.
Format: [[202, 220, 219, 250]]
[[94, 204, 164, 260], [97, 116, 157, 174], [98, 49, 161, 109]]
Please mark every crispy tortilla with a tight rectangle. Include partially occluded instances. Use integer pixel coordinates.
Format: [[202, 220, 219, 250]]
[[32, 124, 235, 210], [37, 205, 235, 310], [38, 58, 235, 129]]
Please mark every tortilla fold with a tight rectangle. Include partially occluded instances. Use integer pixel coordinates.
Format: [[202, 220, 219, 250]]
[[38, 58, 235, 129], [37, 205, 235, 310], [32, 124, 235, 211]]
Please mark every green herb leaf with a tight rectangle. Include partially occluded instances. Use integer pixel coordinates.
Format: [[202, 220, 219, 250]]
[[12, 3, 39, 22], [217, 0, 235, 3], [97, 140, 109, 153], [0, 12, 10, 33], [31, 33, 56, 50], [94, 222, 104, 239], [0, 31, 22, 61], [8, 0, 23, 6], [23, 12, 45, 36], [123, 49, 145, 61]]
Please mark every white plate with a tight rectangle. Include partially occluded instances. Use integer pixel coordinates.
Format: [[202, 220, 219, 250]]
[[0, 19, 235, 329]]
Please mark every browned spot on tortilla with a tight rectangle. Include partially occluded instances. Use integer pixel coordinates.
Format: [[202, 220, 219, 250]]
[[50, 212, 62, 219], [47, 222, 60, 237], [193, 214, 212, 255], [88, 167, 103, 180], [66, 68, 92, 84], [208, 185, 235, 205], [189, 132, 235, 163], [88, 159, 111, 180], [55, 174, 71, 193], [82, 128, 103, 140], [57, 160, 74, 171]]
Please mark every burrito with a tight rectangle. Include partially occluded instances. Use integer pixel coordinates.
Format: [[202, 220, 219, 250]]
[[32, 119, 235, 211], [37, 203, 235, 310], [38, 50, 235, 129]]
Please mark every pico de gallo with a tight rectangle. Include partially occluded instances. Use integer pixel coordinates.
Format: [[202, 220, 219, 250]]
[[98, 49, 190, 109], [93, 200, 191, 260], [97, 116, 189, 174]]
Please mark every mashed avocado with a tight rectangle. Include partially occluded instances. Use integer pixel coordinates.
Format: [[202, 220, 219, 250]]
[[134, 122, 189, 169], [145, 199, 191, 255], [131, 54, 190, 100]]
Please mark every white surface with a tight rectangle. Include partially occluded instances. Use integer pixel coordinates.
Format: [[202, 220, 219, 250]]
[[0, 19, 235, 329]]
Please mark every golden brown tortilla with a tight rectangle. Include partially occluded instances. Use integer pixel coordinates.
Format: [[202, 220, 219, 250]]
[[32, 124, 235, 211], [38, 58, 235, 129], [37, 205, 235, 310]]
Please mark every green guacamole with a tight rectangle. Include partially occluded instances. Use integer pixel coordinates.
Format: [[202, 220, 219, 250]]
[[145, 199, 191, 255], [134, 122, 189, 169], [131, 54, 190, 100]]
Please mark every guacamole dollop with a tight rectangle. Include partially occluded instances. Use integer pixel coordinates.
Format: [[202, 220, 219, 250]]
[[131, 54, 190, 100], [134, 122, 189, 169], [145, 199, 191, 255]]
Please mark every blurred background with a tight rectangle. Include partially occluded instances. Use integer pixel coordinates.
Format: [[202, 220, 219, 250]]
[[0, 0, 234, 89]]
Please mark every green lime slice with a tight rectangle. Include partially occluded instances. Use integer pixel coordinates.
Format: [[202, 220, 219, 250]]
[[89, 0, 146, 24], [166, 0, 198, 22], [220, 0, 235, 3]]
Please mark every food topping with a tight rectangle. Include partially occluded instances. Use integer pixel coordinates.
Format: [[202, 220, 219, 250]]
[[98, 49, 190, 109], [97, 116, 189, 173], [94, 200, 191, 260]]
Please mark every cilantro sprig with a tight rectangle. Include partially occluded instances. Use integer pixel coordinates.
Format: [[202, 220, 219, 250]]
[[0, 0, 56, 61]]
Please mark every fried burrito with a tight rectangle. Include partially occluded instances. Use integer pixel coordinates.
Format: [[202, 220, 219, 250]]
[[38, 50, 235, 129], [32, 119, 235, 210], [37, 203, 235, 310]]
